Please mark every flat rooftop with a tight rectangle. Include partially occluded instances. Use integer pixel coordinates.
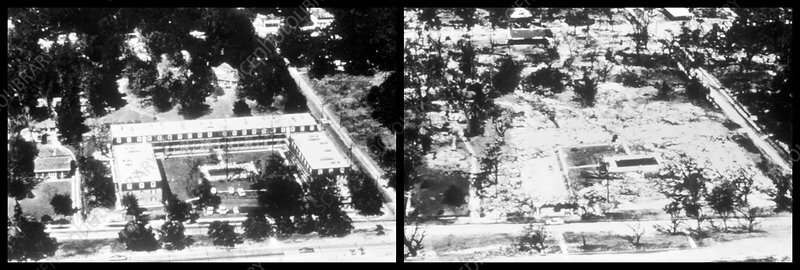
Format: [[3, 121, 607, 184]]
[[109, 113, 317, 139], [111, 143, 161, 184], [290, 132, 349, 170]]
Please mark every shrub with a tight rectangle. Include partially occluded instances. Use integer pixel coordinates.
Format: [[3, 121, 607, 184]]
[[118, 220, 159, 251], [657, 80, 673, 100], [518, 223, 547, 252], [686, 76, 709, 100], [159, 221, 194, 250], [492, 57, 523, 95], [618, 69, 646, 87], [522, 67, 567, 94]]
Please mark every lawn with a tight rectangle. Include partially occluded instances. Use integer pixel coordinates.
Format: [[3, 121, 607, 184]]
[[562, 231, 690, 253], [411, 167, 471, 218], [7, 180, 71, 220]]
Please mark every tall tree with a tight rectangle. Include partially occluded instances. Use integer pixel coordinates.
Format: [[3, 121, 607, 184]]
[[79, 156, 117, 210], [328, 8, 397, 74], [454, 8, 478, 30], [492, 57, 523, 95], [159, 220, 194, 250], [708, 180, 737, 231], [207, 221, 242, 247], [7, 202, 59, 261], [55, 88, 90, 149], [346, 171, 385, 216], [251, 156, 304, 235], [365, 72, 402, 131], [50, 194, 75, 217], [118, 219, 159, 251], [242, 211, 274, 241], [8, 135, 41, 201]]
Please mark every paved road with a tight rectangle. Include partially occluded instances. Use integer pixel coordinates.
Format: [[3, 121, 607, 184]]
[[287, 67, 397, 216], [47, 219, 394, 241], [55, 229, 396, 262], [419, 216, 792, 238]]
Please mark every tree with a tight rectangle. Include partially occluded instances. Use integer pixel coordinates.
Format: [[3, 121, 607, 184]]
[[522, 67, 567, 94], [165, 194, 193, 223], [442, 185, 467, 212], [242, 211, 274, 241], [454, 8, 478, 30], [492, 57, 523, 95], [232, 99, 252, 117], [346, 171, 385, 216], [476, 140, 502, 199], [625, 8, 655, 55], [518, 223, 547, 253], [657, 153, 711, 234], [251, 156, 303, 235], [574, 73, 598, 107], [708, 180, 737, 231], [657, 80, 673, 100], [565, 9, 593, 35], [488, 106, 514, 138], [159, 220, 194, 250], [79, 156, 117, 210], [8, 201, 59, 261], [190, 178, 222, 211], [55, 91, 90, 148], [50, 194, 75, 217], [316, 209, 354, 237], [328, 8, 396, 74], [457, 39, 477, 78], [118, 220, 159, 251], [623, 223, 646, 249], [403, 224, 426, 257], [306, 175, 353, 237], [122, 193, 145, 218], [8, 135, 41, 201], [417, 8, 441, 30], [207, 221, 243, 247], [365, 72, 402, 131]]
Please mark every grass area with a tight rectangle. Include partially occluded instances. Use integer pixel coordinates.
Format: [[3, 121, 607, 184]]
[[411, 167, 471, 218], [563, 231, 690, 253], [7, 181, 71, 220], [161, 151, 281, 200]]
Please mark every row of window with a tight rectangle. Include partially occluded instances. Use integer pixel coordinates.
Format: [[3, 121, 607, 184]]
[[36, 171, 69, 179], [156, 139, 283, 154], [119, 181, 160, 191], [151, 133, 286, 148], [113, 125, 318, 145]]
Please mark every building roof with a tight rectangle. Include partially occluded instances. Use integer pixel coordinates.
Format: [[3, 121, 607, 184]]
[[509, 8, 533, 19], [34, 156, 73, 173], [212, 62, 239, 82], [111, 143, 161, 184], [663, 8, 693, 20], [290, 132, 349, 170], [109, 113, 317, 139]]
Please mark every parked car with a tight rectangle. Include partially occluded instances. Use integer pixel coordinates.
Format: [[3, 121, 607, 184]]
[[109, 255, 128, 261], [216, 205, 229, 214], [299, 247, 315, 253], [545, 218, 565, 225]]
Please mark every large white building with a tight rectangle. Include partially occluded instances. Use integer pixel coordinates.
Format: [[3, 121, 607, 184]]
[[109, 113, 319, 158], [111, 143, 164, 208], [287, 132, 350, 177]]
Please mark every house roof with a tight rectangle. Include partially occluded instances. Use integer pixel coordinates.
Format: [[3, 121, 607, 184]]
[[290, 132, 349, 170], [34, 156, 73, 173], [213, 62, 239, 82], [663, 8, 693, 19], [109, 113, 317, 139]]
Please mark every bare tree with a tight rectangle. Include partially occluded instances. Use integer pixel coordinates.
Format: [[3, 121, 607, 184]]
[[518, 223, 547, 253], [625, 8, 655, 55], [623, 223, 646, 250], [404, 224, 427, 257]]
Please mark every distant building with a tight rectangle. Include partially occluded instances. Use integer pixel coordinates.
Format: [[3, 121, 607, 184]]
[[308, 8, 335, 30], [33, 144, 75, 181], [663, 8, 694, 21], [287, 132, 350, 176], [111, 143, 164, 208], [212, 63, 239, 90]]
